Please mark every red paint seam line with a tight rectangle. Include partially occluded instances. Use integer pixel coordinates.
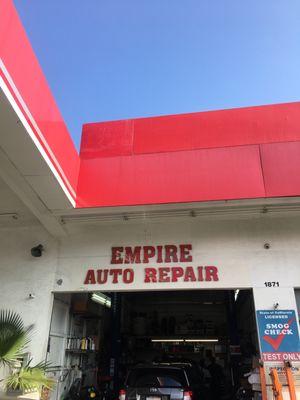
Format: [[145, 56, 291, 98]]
[[258, 144, 267, 196]]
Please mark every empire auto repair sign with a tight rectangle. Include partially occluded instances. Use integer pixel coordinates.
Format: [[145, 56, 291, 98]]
[[257, 310, 300, 361], [84, 244, 219, 286]]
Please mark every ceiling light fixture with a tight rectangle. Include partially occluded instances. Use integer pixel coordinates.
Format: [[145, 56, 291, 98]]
[[185, 339, 219, 343], [234, 289, 240, 301], [151, 339, 184, 343], [151, 338, 218, 343], [0, 213, 18, 220], [91, 292, 111, 308]]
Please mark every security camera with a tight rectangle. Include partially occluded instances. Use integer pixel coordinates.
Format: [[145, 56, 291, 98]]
[[31, 244, 44, 257], [28, 293, 35, 299], [264, 243, 270, 249], [274, 302, 279, 309]]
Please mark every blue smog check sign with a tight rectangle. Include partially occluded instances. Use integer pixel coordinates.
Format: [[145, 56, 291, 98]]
[[257, 310, 300, 361]]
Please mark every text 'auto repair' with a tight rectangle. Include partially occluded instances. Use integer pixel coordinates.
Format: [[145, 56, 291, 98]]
[[84, 244, 220, 285]]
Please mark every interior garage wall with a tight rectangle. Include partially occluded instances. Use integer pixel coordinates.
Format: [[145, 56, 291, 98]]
[[122, 291, 228, 336], [0, 223, 58, 363]]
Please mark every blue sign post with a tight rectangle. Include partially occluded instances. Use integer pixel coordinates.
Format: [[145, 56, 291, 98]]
[[256, 310, 300, 361]]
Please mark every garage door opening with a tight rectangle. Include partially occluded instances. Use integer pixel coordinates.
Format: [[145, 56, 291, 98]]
[[48, 289, 258, 400]]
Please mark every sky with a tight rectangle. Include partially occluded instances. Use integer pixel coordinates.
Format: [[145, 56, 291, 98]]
[[14, 0, 300, 151]]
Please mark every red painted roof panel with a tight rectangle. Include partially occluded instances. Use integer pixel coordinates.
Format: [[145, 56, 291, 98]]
[[82, 102, 300, 158], [262, 141, 300, 197], [81, 120, 134, 158], [78, 102, 300, 207], [76, 145, 265, 207], [134, 102, 300, 155]]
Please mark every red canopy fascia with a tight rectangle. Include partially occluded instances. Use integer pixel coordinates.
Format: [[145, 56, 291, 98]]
[[76, 102, 300, 207]]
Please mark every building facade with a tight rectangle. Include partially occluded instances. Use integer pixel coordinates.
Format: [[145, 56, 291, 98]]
[[1, 2, 300, 399]]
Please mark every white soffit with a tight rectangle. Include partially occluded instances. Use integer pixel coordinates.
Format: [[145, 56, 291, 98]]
[[0, 87, 73, 211]]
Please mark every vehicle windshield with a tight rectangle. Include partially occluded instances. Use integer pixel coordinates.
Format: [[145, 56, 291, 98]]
[[127, 368, 187, 388]]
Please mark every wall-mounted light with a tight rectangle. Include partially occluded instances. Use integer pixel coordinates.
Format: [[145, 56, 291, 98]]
[[31, 244, 44, 257]]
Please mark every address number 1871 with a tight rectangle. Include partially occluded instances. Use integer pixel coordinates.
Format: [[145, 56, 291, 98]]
[[264, 282, 280, 287]]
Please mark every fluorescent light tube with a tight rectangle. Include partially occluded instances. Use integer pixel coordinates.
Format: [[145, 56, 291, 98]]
[[151, 339, 218, 343], [91, 293, 111, 308], [151, 339, 184, 343], [185, 339, 218, 343]]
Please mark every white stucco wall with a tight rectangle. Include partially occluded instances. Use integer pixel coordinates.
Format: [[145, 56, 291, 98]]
[[0, 223, 57, 363], [56, 213, 300, 293], [1, 211, 300, 366]]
